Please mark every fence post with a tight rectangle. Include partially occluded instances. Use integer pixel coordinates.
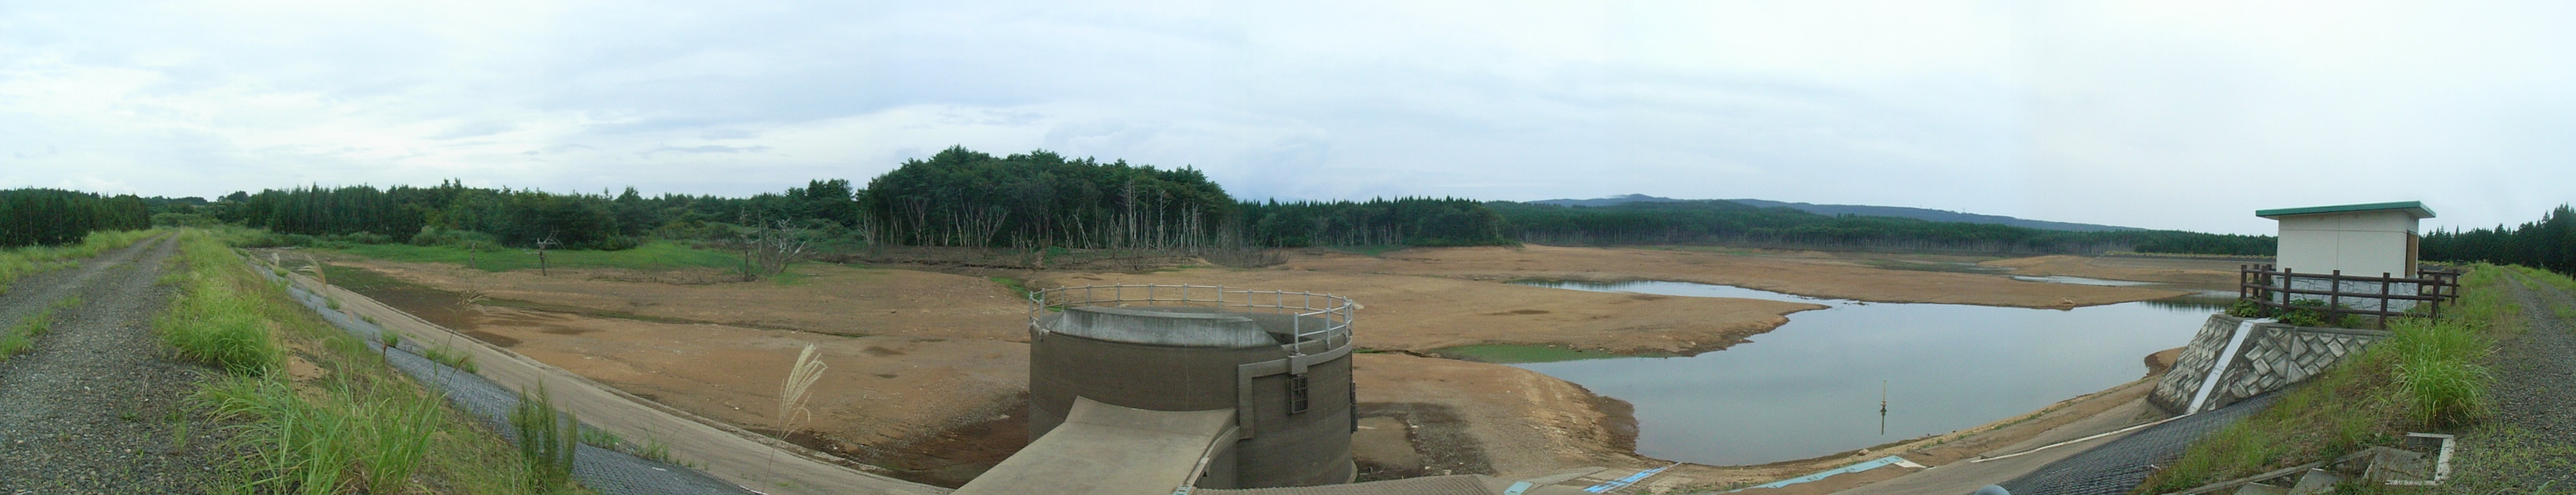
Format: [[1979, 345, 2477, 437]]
[[2328, 271, 2349, 325], [2379, 273, 2393, 330], [2281, 267, 2294, 306]]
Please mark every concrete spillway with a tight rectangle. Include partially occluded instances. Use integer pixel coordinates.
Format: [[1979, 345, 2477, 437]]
[[953, 398, 1238, 494]]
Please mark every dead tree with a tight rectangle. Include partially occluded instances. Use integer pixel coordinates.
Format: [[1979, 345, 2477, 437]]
[[736, 219, 811, 281]]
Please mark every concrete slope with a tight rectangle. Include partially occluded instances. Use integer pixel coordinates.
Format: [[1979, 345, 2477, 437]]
[[294, 272, 948, 495], [955, 397, 1238, 495]]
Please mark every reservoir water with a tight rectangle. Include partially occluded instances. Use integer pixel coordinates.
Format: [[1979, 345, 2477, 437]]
[[1507, 280, 2215, 466]]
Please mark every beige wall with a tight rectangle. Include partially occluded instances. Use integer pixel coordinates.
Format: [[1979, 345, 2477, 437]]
[[2274, 211, 2419, 277]]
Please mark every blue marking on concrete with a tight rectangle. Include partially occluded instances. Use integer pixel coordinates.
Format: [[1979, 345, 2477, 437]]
[[1728, 456, 1914, 492], [1586, 464, 1675, 492], [1504, 481, 1535, 495]]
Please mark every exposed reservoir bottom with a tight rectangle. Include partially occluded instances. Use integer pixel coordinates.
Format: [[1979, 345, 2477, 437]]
[[1507, 280, 2214, 466]]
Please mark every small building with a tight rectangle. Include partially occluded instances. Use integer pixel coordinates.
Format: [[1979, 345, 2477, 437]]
[[2252, 201, 2439, 313], [2257, 201, 2436, 278]]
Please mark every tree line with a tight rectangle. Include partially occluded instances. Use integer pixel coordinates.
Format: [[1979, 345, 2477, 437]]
[[2423, 204, 2576, 274], [0, 189, 149, 248], [93, 145, 2275, 258], [1492, 200, 2274, 256]]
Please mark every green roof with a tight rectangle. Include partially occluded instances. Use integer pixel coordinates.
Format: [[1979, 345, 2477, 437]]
[[2255, 201, 2435, 219]]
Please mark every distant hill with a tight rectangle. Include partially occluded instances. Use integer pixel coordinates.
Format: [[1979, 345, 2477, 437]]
[[1525, 194, 2142, 232]]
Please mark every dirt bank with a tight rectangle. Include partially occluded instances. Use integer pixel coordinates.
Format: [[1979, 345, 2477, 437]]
[[1284, 244, 2187, 308]]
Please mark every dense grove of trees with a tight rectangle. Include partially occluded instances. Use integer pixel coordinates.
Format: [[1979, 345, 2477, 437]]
[[0, 188, 148, 248], [2424, 204, 2576, 274], [1492, 201, 2274, 256], [1239, 197, 1511, 247], [861, 147, 1234, 250]]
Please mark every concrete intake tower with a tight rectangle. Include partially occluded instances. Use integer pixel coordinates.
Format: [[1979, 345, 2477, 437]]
[[1020, 284, 1357, 489]]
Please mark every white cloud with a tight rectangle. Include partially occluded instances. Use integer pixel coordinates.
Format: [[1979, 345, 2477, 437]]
[[0, 0, 2567, 232]]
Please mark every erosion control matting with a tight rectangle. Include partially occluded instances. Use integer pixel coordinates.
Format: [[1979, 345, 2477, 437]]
[[258, 262, 755, 495]]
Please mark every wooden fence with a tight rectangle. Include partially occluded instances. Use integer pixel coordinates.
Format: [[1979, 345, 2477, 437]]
[[2239, 264, 2461, 328]]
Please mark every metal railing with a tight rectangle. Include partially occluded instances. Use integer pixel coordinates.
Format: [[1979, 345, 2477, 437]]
[[1027, 284, 1355, 355], [2239, 264, 2463, 328]]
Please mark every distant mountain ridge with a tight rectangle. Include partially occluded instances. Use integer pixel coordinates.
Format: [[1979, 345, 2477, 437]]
[[1525, 194, 2142, 232]]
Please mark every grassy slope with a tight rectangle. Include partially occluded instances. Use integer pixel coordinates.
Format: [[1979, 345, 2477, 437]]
[[334, 241, 741, 273], [2134, 265, 2522, 492], [160, 229, 577, 493]]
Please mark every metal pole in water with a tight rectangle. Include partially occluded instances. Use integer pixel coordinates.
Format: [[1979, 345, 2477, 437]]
[[1880, 380, 1888, 435]]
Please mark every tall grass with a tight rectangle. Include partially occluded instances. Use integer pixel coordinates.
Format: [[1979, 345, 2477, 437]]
[[0, 229, 158, 293], [158, 234, 282, 375], [2389, 317, 2493, 428], [161, 229, 583, 494], [776, 343, 828, 435], [197, 376, 442, 494], [511, 383, 581, 490]]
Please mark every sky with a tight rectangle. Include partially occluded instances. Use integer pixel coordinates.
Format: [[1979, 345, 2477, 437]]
[[4, 1, 2571, 235]]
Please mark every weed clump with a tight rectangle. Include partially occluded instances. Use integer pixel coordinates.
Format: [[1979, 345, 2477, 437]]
[[511, 383, 580, 490]]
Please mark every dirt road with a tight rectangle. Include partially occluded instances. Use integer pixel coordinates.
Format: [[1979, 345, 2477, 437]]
[[0, 236, 245, 492]]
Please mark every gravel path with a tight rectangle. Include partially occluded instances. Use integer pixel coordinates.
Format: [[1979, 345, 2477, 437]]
[[2445, 273, 2576, 490], [0, 237, 243, 492]]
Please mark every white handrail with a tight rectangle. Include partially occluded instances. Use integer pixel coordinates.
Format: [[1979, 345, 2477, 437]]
[[1029, 284, 1355, 355]]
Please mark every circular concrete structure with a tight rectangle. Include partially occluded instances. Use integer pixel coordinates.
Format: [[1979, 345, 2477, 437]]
[[1026, 285, 1357, 489]]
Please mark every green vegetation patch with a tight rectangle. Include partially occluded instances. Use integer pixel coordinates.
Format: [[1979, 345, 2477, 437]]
[[1427, 344, 1673, 363], [0, 229, 159, 292], [1860, 259, 2006, 274], [2135, 264, 2520, 493], [162, 229, 588, 493], [336, 241, 740, 273]]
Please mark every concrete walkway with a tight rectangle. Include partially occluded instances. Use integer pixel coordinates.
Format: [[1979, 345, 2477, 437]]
[[956, 399, 1237, 494]]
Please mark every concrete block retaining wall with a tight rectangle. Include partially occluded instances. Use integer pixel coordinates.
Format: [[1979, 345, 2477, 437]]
[[2149, 315, 2392, 415]]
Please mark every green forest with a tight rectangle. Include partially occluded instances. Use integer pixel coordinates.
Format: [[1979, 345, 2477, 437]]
[[16, 146, 2294, 260], [2423, 204, 2576, 274], [1492, 200, 2275, 256], [0, 189, 150, 248]]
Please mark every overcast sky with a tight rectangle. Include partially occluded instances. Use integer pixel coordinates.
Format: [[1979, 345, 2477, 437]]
[[4, 1, 2570, 235]]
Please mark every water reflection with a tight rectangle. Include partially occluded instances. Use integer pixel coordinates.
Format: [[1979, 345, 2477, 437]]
[[1505, 279, 2214, 466]]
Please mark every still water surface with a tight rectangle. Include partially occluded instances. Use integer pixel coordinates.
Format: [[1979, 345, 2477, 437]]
[[1508, 280, 2214, 466]]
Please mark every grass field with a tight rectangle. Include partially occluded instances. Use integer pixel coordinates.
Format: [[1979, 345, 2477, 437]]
[[333, 241, 741, 273]]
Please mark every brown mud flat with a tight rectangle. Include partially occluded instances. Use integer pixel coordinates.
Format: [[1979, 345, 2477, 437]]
[[314, 244, 2226, 492], [753, 394, 1032, 489], [1981, 254, 2249, 286], [326, 257, 1030, 341], [1281, 244, 2191, 308]]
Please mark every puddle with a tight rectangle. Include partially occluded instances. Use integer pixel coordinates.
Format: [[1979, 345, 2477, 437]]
[[1505, 279, 2212, 466], [2009, 275, 2163, 286]]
